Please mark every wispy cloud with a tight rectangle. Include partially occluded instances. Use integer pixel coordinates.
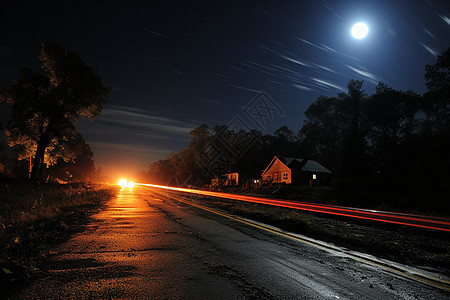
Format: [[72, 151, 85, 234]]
[[311, 78, 346, 92], [99, 106, 195, 137], [139, 27, 169, 38], [227, 64, 245, 72], [292, 83, 313, 91], [319, 2, 344, 20], [90, 141, 172, 155], [193, 13, 213, 22], [193, 97, 222, 104], [77, 106, 196, 169], [387, 27, 397, 37], [313, 63, 335, 73], [346, 65, 381, 84], [88, 141, 173, 169], [169, 69, 191, 76], [420, 42, 437, 56], [269, 80, 286, 86], [423, 28, 435, 38], [280, 55, 309, 67], [228, 84, 261, 93], [210, 72, 229, 80], [319, 44, 336, 53], [440, 15, 450, 26], [295, 37, 335, 53]]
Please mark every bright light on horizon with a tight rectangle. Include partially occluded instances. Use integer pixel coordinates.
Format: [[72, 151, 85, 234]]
[[118, 178, 137, 190], [118, 178, 128, 188]]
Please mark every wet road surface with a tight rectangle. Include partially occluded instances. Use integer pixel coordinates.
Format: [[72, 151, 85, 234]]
[[141, 183, 450, 232], [12, 187, 450, 299]]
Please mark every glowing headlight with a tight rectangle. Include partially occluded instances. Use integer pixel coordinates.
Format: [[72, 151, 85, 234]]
[[118, 178, 128, 187]]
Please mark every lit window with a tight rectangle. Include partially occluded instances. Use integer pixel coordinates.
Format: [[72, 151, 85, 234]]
[[312, 174, 317, 180]]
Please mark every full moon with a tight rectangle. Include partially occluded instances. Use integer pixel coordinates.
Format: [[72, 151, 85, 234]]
[[351, 22, 369, 39]]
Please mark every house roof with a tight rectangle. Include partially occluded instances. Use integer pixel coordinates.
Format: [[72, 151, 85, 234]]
[[279, 156, 332, 173], [281, 157, 303, 166], [261, 156, 279, 176], [301, 160, 332, 173], [262, 156, 332, 176], [223, 172, 238, 176]]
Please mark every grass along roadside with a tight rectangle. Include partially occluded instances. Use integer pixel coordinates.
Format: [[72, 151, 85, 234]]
[[0, 181, 119, 291]]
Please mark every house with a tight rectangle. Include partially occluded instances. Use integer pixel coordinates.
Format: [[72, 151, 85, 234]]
[[261, 156, 292, 184], [261, 156, 331, 185], [223, 172, 239, 186], [243, 178, 262, 190], [210, 177, 225, 188], [211, 172, 239, 189]]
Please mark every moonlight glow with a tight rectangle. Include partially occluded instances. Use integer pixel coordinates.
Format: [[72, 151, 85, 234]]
[[351, 22, 369, 39]]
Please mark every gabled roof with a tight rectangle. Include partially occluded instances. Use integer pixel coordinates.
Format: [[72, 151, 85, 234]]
[[261, 156, 281, 176], [281, 157, 303, 166], [276, 156, 332, 173], [301, 160, 332, 173], [223, 172, 238, 176]]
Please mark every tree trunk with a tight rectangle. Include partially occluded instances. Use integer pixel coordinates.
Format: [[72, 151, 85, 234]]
[[30, 132, 49, 181]]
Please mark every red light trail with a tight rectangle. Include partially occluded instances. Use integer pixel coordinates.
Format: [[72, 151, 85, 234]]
[[139, 183, 450, 232]]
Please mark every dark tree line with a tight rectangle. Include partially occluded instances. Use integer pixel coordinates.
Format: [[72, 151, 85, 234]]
[[143, 48, 449, 207], [0, 41, 109, 182], [299, 80, 422, 181], [137, 123, 304, 186], [301, 48, 449, 190]]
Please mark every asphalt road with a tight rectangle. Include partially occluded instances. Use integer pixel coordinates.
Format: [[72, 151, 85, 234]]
[[11, 186, 450, 299], [141, 183, 450, 232]]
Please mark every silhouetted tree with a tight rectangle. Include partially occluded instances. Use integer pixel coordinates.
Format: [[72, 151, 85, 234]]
[[48, 138, 96, 182], [299, 95, 343, 170], [274, 126, 294, 142], [338, 80, 369, 179], [365, 83, 420, 177], [299, 80, 369, 176], [268, 126, 298, 157], [147, 157, 177, 185], [234, 129, 271, 179], [423, 47, 450, 134], [0, 40, 110, 180], [400, 47, 450, 205]]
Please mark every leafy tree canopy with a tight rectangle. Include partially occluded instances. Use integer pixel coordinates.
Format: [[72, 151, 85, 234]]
[[0, 40, 110, 180], [424, 47, 450, 133]]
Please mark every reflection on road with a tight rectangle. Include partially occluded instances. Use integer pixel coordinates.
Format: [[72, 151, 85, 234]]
[[140, 183, 450, 232], [12, 186, 450, 299]]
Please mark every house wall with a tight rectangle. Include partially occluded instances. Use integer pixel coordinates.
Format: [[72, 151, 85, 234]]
[[291, 170, 332, 186], [262, 158, 291, 184], [224, 172, 239, 186], [211, 178, 225, 188]]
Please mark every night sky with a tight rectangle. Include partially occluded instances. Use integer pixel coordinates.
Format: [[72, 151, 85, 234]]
[[1, 0, 449, 177]]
